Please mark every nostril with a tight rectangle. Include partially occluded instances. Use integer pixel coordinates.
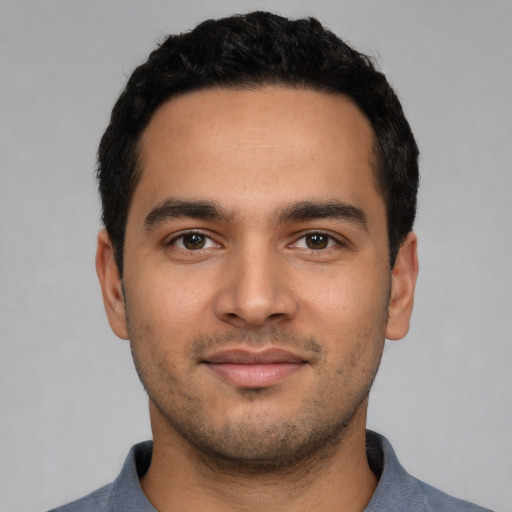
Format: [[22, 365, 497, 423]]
[[213, 278, 299, 327]]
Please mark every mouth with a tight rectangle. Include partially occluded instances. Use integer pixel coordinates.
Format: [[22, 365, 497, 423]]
[[201, 348, 308, 388]]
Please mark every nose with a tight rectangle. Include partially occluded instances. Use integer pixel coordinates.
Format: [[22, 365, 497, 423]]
[[213, 245, 298, 328]]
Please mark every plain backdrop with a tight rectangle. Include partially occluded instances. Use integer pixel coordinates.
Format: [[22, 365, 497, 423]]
[[1, 1, 510, 511]]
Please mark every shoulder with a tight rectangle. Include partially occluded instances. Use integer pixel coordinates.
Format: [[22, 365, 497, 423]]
[[47, 483, 112, 512], [366, 431, 493, 512], [408, 475, 493, 511], [46, 441, 154, 512]]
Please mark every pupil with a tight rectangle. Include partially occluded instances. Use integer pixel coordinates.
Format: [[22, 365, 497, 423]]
[[307, 234, 328, 249], [184, 234, 205, 250]]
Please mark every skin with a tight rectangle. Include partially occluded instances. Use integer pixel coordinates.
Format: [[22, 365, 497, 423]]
[[96, 86, 418, 512]]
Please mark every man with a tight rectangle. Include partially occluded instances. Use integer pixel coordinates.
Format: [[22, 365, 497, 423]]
[[50, 11, 491, 512]]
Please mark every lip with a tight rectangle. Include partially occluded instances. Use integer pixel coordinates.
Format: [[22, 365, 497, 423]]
[[202, 348, 307, 388]]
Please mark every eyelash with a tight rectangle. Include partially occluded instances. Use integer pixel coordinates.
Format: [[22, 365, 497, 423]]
[[167, 231, 219, 251], [292, 231, 343, 251], [166, 230, 344, 252]]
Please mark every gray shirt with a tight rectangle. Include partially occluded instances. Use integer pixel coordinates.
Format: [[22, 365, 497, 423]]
[[48, 431, 492, 511]]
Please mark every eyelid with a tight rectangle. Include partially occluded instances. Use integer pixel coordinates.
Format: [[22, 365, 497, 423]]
[[166, 229, 221, 249], [163, 228, 349, 251], [290, 230, 347, 250]]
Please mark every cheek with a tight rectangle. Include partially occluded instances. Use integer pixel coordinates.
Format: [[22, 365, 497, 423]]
[[300, 269, 390, 329], [299, 270, 389, 367], [130, 267, 215, 329]]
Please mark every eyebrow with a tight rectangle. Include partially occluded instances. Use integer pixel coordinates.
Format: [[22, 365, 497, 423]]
[[143, 198, 368, 231], [275, 200, 368, 230], [143, 198, 232, 230]]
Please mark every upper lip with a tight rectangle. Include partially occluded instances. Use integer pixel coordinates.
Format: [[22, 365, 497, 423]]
[[203, 348, 306, 364]]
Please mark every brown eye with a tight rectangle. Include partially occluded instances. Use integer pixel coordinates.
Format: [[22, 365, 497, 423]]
[[305, 233, 330, 249], [182, 233, 207, 250], [167, 231, 220, 253]]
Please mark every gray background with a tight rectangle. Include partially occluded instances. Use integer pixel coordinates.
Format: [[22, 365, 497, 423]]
[[1, 1, 510, 511]]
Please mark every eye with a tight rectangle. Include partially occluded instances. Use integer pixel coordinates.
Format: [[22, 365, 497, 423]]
[[169, 232, 218, 250], [293, 232, 339, 250]]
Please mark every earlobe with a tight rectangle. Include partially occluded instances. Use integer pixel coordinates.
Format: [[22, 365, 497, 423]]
[[95, 230, 129, 340], [386, 232, 419, 341]]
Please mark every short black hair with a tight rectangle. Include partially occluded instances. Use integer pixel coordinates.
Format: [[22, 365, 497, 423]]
[[97, 11, 419, 274]]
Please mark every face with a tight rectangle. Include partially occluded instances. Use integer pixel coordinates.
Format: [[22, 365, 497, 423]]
[[97, 86, 417, 468]]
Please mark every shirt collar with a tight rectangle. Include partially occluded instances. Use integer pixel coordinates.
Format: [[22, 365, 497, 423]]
[[107, 440, 155, 512], [106, 432, 405, 511]]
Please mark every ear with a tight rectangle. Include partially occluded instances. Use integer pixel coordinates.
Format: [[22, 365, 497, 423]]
[[386, 232, 419, 340], [95, 229, 129, 340]]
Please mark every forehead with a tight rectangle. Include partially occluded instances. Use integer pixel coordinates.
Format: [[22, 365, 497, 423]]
[[132, 86, 382, 222]]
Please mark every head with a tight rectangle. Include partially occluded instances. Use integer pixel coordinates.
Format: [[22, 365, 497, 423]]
[[97, 11, 418, 276], [95, 12, 419, 472]]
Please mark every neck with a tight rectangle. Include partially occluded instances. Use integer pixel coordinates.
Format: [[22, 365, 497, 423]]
[[140, 400, 378, 512]]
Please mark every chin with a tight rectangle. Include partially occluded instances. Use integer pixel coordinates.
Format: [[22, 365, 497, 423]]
[[153, 396, 363, 474]]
